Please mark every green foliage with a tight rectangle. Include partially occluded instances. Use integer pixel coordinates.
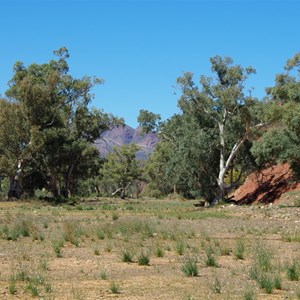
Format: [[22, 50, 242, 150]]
[[137, 109, 161, 134], [52, 240, 64, 257], [252, 53, 300, 177], [234, 239, 246, 260], [8, 276, 17, 295], [100, 270, 107, 280], [155, 246, 165, 257], [121, 249, 134, 263], [211, 277, 222, 293], [243, 289, 256, 300], [205, 247, 218, 267], [137, 252, 150, 266], [286, 261, 299, 281], [0, 48, 121, 199], [176, 240, 185, 256], [181, 257, 199, 277], [100, 144, 143, 199], [145, 56, 261, 203], [109, 281, 120, 294]]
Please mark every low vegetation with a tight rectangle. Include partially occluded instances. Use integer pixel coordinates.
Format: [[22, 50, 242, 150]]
[[0, 198, 299, 299]]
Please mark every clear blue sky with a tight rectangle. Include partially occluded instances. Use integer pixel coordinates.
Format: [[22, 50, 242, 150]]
[[0, 0, 299, 127]]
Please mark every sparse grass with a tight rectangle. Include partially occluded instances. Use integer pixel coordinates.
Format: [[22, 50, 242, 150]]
[[211, 277, 222, 293], [52, 240, 64, 257], [112, 212, 119, 221], [109, 281, 120, 294], [121, 249, 134, 263], [62, 221, 83, 246], [26, 281, 39, 296], [234, 239, 246, 260], [243, 289, 256, 300], [155, 245, 165, 257], [182, 257, 198, 277], [8, 276, 17, 295], [0, 219, 31, 241], [100, 270, 108, 280], [249, 244, 282, 294], [176, 240, 185, 256], [0, 198, 299, 299], [96, 229, 105, 240], [205, 247, 218, 267], [273, 274, 282, 289], [137, 252, 150, 266], [282, 229, 300, 242], [286, 261, 299, 281]]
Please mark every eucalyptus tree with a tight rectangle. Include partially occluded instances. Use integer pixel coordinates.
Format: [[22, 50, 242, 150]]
[[0, 99, 30, 197], [176, 56, 264, 204], [100, 144, 143, 199], [3, 48, 122, 198]]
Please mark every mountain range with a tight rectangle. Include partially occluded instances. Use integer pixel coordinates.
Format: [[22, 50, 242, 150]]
[[94, 125, 159, 160]]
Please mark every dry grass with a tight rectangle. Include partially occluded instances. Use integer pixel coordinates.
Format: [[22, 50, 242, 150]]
[[0, 198, 299, 299]]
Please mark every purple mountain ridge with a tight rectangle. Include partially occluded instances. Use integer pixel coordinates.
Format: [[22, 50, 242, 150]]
[[94, 125, 159, 160]]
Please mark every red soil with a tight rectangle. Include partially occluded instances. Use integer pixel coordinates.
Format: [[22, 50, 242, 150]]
[[232, 163, 300, 204]]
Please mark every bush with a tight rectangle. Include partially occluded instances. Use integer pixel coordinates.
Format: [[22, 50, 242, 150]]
[[182, 257, 198, 277], [137, 252, 150, 266], [286, 261, 299, 281], [109, 281, 120, 294], [121, 249, 133, 263], [234, 239, 245, 260], [205, 247, 218, 267]]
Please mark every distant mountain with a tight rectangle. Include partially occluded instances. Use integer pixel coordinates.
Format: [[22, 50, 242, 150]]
[[94, 125, 159, 160]]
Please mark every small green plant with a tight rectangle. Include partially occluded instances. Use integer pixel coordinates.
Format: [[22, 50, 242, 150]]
[[155, 246, 165, 258], [121, 249, 133, 263], [8, 276, 17, 295], [26, 282, 39, 297], [181, 257, 198, 277], [112, 212, 119, 221], [243, 289, 256, 300], [258, 274, 274, 294], [100, 270, 107, 280], [254, 245, 273, 272], [205, 247, 218, 267], [52, 240, 64, 257], [286, 261, 299, 281], [104, 243, 112, 252], [94, 248, 100, 256], [234, 239, 245, 260], [273, 274, 282, 290], [211, 277, 222, 293], [97, 229, 105, 240], [137, 252, 150, 266], [109, 281, 120, 294], [176, 240, 185, 256], [39, 258, 49, 271]]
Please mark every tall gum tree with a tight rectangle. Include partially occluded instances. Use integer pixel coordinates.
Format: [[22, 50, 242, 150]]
[[177, 56, 265, 205], [4, 48, 122, 198]]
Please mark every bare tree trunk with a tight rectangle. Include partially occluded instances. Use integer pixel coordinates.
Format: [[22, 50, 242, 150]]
[[8, 160, 23, 199], [48, 170, 59, 197]]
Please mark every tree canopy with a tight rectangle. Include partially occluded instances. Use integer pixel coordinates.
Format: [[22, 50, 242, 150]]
[[1, 50, 300, 204], [0, 48, 122, 199]]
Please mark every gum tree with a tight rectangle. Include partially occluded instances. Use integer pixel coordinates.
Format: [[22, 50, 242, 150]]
[[176, 56, 265, 205], [3, 48, 122, 198]]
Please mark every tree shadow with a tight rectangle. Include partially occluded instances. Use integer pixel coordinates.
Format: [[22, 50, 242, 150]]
[[237, 172, 293, 205]]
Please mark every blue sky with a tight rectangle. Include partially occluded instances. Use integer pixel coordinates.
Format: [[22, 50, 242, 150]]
[[0, 0, 299, 127]]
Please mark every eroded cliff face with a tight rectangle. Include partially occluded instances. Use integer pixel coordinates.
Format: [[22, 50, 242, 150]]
[[232, 163, 300, 204], [94, 125, 158, 160]]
